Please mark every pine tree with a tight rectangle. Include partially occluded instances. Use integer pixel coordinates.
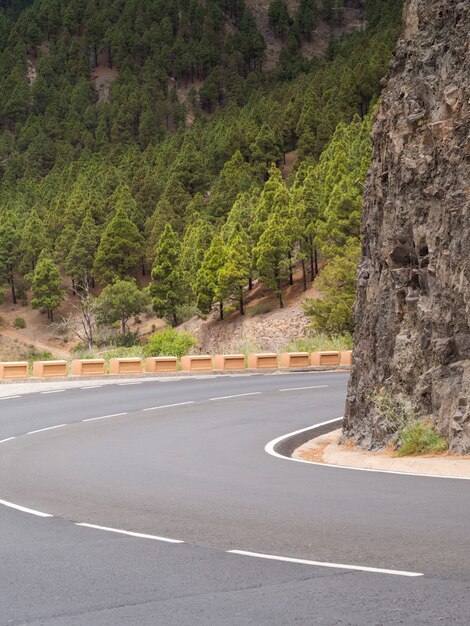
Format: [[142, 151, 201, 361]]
[[30, 252, 65, 321], [93, 208, 144, 284], [195, 235, 227, 320], [96, 279, 150, 337], [20, 208, 47, 272], [149, 224, 186, 326], [0, 214, 21, 304], [218, 229, 250, 315], [65, 211, 99, 287]]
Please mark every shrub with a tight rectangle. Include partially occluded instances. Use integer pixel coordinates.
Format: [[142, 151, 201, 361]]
[[144, 327, 197, 358], [370, 387, 416, 435], [397, 420, 448, 457], [247, 300, 275, 317], [13, 317, 26, 329], [283, 333, 353, 353]]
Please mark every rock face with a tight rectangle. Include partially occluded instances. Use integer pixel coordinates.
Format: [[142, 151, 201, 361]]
[[343, 0, 470, 453]]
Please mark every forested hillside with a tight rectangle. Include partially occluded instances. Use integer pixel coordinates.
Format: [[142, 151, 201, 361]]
[[0, 0, 402, 350]]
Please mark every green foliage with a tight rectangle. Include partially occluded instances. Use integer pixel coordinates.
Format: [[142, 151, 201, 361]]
[[283, 333, 353, 353], [95, 279, 150, 336], [370, 387, 416, 435], [246, 300, 276, 317], [397, 420, 448, 457], [149, 224, 186, 326], [13, 316, 26, 329], [29, 252, 65, 321], [144, 327, 197, 358]]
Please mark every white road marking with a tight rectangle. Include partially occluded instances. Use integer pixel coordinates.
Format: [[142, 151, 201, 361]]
[[0, 498, 53, 518], [75, 523, 184, 543], [117, 382, 141, 386], [209, 392, 262, 401], [40, 390, 65, 394], [279, 385, 328, 392], [0, 395, 21, 400], [265, 418, 470, 481], [81, 385, 103, 390], [82, 412, 127, 422], [27, 424, 66, 435], [142, 401, 195, 411], [0, 437, 15, 444], [227, 550, 423, 577]]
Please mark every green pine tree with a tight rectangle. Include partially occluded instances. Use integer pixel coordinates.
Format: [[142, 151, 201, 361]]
[[30, 252, 65, 321]]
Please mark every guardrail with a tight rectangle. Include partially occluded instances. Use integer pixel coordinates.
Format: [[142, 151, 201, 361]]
[[0, 351, 352, 380]]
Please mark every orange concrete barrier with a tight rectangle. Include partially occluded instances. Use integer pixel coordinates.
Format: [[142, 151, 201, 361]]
[[145, 356, 178, 373], [213, 354, 246, 371], [180, 355, 213, 372], [311, 351, 341, 367], [0, 361, 29, 379], [279, 352, 310, 368], [32, 360, 68, 378], [108, 358, 142, 375], [247, 353, 278, 369], [71, 359, 106, 376], [340, 350, 352, 366]]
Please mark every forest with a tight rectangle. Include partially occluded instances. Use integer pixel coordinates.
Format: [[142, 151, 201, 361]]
[[0, 0, 403, 350]]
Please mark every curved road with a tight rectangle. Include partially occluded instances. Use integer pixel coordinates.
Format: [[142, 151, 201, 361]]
[[0, 372, 469, 625]]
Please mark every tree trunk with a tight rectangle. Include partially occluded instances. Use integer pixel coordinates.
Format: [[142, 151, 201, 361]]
[[288, 251, 294, 286], [219, 301, 224, 321], [301, 259, 307, 292], [248, 276, 253, 291], [94, 44, 98, 67], [240, 293, 244, 316], [121, 317, 126, 337], [49, 309, 53, 322], [9, 271, 16, 305], [276, 276, 284, 309], [172, 311, 178, 327], [310, 249, 315, 277], [314, 246, 319, 275], [142, 262, 146, 276]]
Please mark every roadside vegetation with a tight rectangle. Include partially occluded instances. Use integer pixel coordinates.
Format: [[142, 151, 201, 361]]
[[371, 388, 449, 456]]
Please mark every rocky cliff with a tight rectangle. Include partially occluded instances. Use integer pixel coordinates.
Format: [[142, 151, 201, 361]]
[[343, 0, 470, 453]]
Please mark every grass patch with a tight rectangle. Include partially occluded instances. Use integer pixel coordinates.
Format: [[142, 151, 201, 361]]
[[397, 420, 448, 457], [282, 333, 353, 353], [246, 301, 276, 317]]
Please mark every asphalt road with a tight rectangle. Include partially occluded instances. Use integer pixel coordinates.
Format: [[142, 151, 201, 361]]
[[0, 372, 469, 625]]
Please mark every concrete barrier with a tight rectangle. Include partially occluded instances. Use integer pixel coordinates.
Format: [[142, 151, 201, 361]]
[[145, 356, 178, 373], [247, 353, 278, 369], [279, 352, 310, 368], [0, 361, 29, 379], [180, 355, 213, 372], [340, 350, 352, 366], [32, 360, 68, 378], [108, 358, 142, 375], [71, 359, 106, 376], [311, 351, 341, 367], [213, 354, 246, 371]]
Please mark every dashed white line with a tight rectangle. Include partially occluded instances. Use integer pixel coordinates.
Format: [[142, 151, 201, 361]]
[[75, 523, 184, 543], [279, 385, 328, 392], [27, 424, 66, 435], [40, 390, 66, 395], [117, 382, 141, 386], [0, 498, 53, 518], [81, 385, 103, 390], [0, 437, 15, 444], [209, 392, 262, 401], [0, 395, 21, 400], [227, 550, 423, 577], [142, 401, 195, 412], [82, 412, 127, 422]]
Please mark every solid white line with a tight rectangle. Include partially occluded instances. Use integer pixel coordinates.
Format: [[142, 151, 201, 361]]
[[264, 418, 470, 481], [40, 390, 65, 394], [82, 412, 127, 422], [0, 498, 53, 518], [0, 437, 15, 444], [227, 550, 423, 577], [0, 395, 21, 400], [209, 392, 262, 401], [279, 385, 328, 392], [75, 523, 183, 543], [142, 401, 195, 411], [27, 424, 66, 435]]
